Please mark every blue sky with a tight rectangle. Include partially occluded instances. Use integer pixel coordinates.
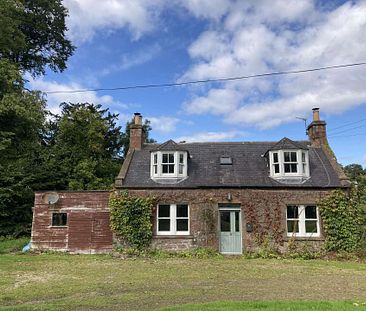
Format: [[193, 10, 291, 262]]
[[28, 0, 366, 167]]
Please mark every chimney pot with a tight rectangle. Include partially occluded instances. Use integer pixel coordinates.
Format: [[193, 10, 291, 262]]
[[312, 107, 320, 121], [133, 112, 142, 125]]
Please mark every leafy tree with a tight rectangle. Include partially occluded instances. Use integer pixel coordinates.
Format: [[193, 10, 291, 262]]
[[0, 0, 75, 76], [49, 103, 124, 190], [344, 164, 366, 181], [121, 119, 156, 158], [0, 61, 47, 236]]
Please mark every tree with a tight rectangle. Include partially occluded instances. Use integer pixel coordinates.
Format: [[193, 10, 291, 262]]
[[49, 103, 125, 190], [0, 60, 48, 236], [121, 119, 156, 158], [0, 0, 75, 76], [344, 164, 366, 185]]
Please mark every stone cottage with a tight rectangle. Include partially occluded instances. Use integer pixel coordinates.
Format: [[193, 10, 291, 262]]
[[31, 108, 350, 254]]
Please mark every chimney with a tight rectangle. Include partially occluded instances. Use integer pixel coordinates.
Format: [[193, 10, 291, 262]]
[[307, 108, 328, 146], [129, 112, 144, 150]]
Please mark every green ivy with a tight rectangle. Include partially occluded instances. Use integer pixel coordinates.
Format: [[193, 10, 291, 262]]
[[319, 188, 363, 252], [109, 191, 155, 250]]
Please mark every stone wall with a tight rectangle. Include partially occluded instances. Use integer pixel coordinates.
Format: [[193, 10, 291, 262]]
[[123, 188, 332, 252], [31, 188, 333, 253]]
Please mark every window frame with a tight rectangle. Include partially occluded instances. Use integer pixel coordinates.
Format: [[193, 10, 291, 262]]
[[156, 204, 190, 236], [286, 205, 320, 237], [269, 150, 309, 178], [151, 151, 188, 179], [51, 212, 68, 227]]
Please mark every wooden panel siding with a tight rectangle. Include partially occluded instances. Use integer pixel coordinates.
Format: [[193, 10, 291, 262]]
[[31, 191, 113, 254]]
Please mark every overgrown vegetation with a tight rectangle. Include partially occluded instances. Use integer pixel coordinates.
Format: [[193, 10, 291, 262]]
[[319, 188, 363, 252], [0, 237, 28, 254], [110, 192, 155, 250]]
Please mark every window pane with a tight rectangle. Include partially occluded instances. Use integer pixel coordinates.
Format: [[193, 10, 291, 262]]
[[291, 164, 297, 173], [305, 220, 317, 233], [220, 211, 230, 232], [168, 164, 174, 173], [305, 206, 317, 219], [302, 152, 306, 162], [290, 152, 297, 162], [179, 153, 184, 164], [52, 213, 67, 226], [284, 163, 291, 173], [235, 211, 240, 232], [162, 165, 168, 174], [154, 153, 158, 164], [162, 153, 168, 163], [287, 206, 298, 219], [158, 219, 170, 231], [177, 204, 188, 217], [158, 205, 170, 217], [179, 164, 183, 174], [273, 152, 278, 163], [177, 219, 188, 231], [302, 163, 306, 173], [284, 152, 290, 162], [287, 220, 299, 233], [169, 154, 174, 163], [274, 164, 280, 173]]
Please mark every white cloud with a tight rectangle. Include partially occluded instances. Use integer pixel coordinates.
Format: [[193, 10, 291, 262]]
[[101, 44, 161, 76], [181, 0, 366, 129], [178, 0, 232, 20], [64, 0, 165, 42], [28, 77, 127, 115], [175, 130, 247, 143], [147, 116, 180, 133]]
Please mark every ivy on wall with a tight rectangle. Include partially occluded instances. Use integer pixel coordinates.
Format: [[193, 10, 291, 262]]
[[109, 191, 155, 250], [319, 188, 363, 252]]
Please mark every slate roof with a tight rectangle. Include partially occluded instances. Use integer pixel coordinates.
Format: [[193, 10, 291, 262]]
[[121, 140, 344, 189]]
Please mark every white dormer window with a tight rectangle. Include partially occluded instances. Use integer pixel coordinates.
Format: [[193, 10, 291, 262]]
[[269, 150, 309, 178], [151, 151, 188, 179]]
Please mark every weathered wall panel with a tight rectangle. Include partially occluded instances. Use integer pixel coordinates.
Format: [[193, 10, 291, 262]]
[[31, 191, 112, 253]]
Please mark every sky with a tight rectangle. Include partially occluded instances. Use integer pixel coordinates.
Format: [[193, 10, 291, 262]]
[[28, 0, 366, 167]]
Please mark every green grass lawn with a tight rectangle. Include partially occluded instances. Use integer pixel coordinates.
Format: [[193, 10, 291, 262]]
[[1, 239, 366, 310]]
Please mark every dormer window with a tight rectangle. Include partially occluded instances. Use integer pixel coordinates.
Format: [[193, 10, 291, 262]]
[[151, 151, 188, 179], [269, 150, 309, 178]]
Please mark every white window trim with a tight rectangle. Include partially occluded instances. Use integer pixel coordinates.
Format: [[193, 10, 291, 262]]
[[269, 150, 309, 178], [151, 151, 188, 179], [286, 205, 320, 237], [156, 204, 190, 236]]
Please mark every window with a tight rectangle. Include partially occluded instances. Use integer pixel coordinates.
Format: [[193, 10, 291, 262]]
[[151, 151, 187, 179], [270, 150, 309, 178], [157, 204, 189, 235], [286, 205, 319, 237], [52, 213, 67, 226]]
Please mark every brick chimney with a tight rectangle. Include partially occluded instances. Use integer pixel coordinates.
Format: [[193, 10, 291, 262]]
[[307, 108, 328, 146], [129, 112, 144, 150]]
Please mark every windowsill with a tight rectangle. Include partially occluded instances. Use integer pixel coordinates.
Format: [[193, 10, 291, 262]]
[[284, 236, 324, 241], [153, 235, 194, 239], [49, 226, 68, 229]]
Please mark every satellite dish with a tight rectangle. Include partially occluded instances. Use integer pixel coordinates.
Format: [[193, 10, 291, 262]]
[[43, 192, 59, 205]]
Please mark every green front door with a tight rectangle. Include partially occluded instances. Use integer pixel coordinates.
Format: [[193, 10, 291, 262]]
[[219, 209, 242, 254]]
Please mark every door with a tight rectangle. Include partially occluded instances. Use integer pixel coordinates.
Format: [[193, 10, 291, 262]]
[[219, 210, 242, 254]]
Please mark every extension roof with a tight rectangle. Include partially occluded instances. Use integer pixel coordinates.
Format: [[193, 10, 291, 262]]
[[119, 139, 344, 189]]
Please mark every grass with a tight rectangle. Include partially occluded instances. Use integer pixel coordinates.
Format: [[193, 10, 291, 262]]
[[0, 237, 29, 254], [159, 301, 366, 310], [1, 239, 366, 310]]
